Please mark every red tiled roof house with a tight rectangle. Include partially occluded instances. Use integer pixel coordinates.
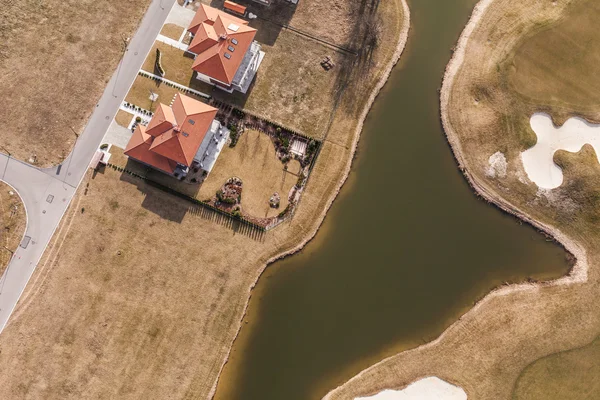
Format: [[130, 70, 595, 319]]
[[125, 93, 228, 178], [187, 4, 265, 94]]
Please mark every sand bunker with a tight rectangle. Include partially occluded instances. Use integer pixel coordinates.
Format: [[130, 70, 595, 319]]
[[521, 113, 600, 189], [355, 377, 467, 400]]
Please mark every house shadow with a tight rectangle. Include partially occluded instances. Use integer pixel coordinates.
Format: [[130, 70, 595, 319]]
[[117, 161, 265, 241], [208, 0, 298, 46], [119, 172, 188, 223], [210, 76, 257, 110]]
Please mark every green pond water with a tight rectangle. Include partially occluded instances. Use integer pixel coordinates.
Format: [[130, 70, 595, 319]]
[[214, 0, 571, 398]]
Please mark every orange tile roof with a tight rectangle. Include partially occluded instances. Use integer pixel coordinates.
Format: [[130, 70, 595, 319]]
[[224, 1, 247, 15], [124, 94, 218, 173], [146, 103, 176, 137], [187, 4, 257, 85], [188, 4, 248, 35]]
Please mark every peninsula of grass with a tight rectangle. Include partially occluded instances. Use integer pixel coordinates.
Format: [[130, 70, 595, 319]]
[[324, 1, 600, 399], [0, 0, 152, 166], [0, 0, 409, 397], [0, 183, 25, 276]]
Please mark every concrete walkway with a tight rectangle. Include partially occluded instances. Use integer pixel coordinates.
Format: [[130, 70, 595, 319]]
[[157, 33, 190, 51], [0, 0, 177, 333], [103, 120, 134, 150], [165, 3, 196, 28]]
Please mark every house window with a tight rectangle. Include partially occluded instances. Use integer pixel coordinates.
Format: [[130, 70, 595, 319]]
[[231, 38, 238, 45], [224, 53, 231, 59], [228, 45, 235, 52], [188, 119, 195, 125]]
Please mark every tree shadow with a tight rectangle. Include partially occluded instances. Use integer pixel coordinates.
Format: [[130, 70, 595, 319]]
[[332, 0, 382, 114]]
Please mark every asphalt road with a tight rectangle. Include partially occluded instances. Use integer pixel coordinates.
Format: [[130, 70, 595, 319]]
[[0, 0, 177, 333]]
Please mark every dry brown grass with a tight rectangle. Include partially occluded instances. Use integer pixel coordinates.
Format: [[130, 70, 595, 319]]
[[125, 75, 182, 112], [142, 42, 197, 85], [110, 131, 298, 219], [114, 110, 134, 128], [513, 334, 600, 400], [213, 29, 344, 137], [198, 129, 299, 218], [325, 1, 600, 399], [0, 183, 25, 276], [0, 0, 152, 167], [0, 0, 406, 398], [160, 23, 185, 41]]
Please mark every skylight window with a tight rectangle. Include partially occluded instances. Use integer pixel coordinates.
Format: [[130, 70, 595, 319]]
[[231, 38, 238, 45], [188, 119, 195, 125], [227, 23, 240, 32], [224, 53, 231, 59], [228, 45, 235, 52], [182, 132, 189, 137]]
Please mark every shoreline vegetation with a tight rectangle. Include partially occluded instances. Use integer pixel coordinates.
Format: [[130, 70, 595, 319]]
[[0, 0, 411, 398], [324, 0, 600, 399]]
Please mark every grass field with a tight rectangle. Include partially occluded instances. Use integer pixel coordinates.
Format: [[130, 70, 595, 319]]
[[125, 75, 184, 112], [114, 110, 134, 128], [513, 334, 600, 400], [0, 0, 152, 166], [160, 23, 185, 40], [212, 29, 344, 138], [0, 0, 407, 398], [141, 42, 197, 85], [198, 129, 300, 218], [111, 130, 299, 219], [0, 183, 25, 276], [325, 1, 600, 399]]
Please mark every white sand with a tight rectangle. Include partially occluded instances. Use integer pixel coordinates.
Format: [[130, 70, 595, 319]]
[[355, 377, 467, 400], [521, 113, 600, 189]]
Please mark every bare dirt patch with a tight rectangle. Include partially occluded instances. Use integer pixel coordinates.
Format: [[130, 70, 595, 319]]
[[0, 0, 152, 166]]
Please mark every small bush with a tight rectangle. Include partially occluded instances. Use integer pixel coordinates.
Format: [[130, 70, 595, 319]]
[[281, 137, 290, 153]]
